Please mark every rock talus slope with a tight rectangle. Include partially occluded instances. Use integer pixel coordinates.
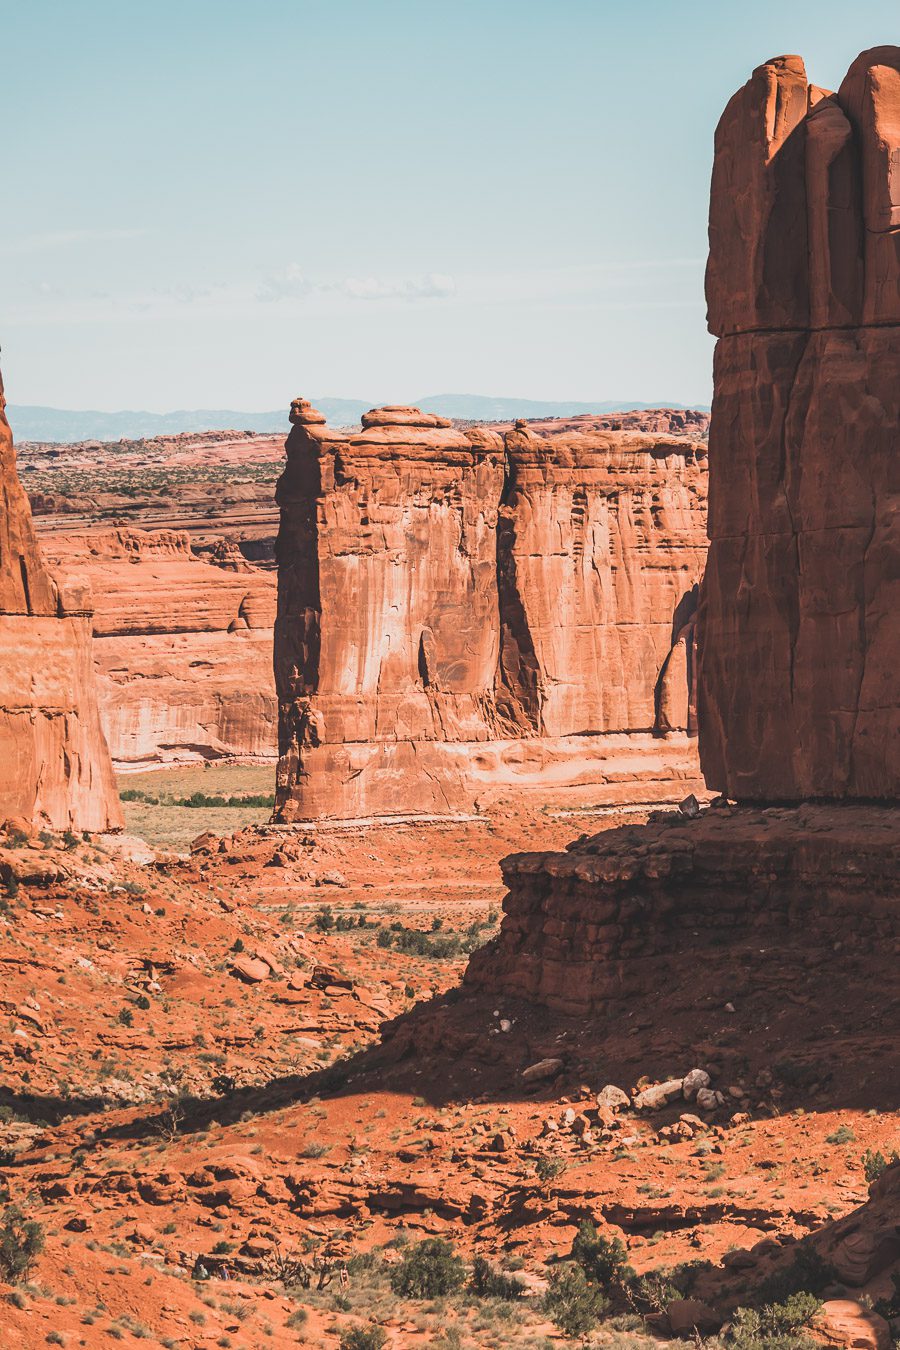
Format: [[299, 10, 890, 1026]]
[[699, 46, 900, 801], [274, 402, 707, 818], [0, 373, 121, 830]]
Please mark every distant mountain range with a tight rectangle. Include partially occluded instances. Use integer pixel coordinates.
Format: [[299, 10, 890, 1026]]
[[8, 395, 709, 443]]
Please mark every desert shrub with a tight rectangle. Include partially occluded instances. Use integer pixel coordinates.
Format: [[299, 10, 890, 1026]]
[[862, 1148, 900, 1184], [542, 1263, 609, 1339], [388, 1238, 465, 1298], [469, 1254, 525, 1301], [726, 1293, 821, 1349], [570, 1220, 633, 1292], [825, 1125, 855, 1146], [535, 1156, 567, 1184], [627, 1269, 685, 1313], [0, 1206, 45, 1282], [338, 1327, 387, 1350], [315, 905, 335, 932]]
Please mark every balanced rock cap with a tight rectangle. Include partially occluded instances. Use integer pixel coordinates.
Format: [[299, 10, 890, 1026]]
[[289, 397, 327, 425]]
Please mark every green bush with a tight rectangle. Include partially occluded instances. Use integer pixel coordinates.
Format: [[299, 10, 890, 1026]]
[[726, 1293, 821, 1349], [570, 1220, 633, 1292], [542, 1264, 609, 1339], [469, 1254, 525, 1301], [0, 1206, 45, 1283], [339, 1327, 387, 1350], [825, 1124, 855, 1146], [862, 1148, 899, 1184], [388, 1238, 465, 1299]]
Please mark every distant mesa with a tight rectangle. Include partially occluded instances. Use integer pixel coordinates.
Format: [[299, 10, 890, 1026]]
[[10, 395, 710, 443]]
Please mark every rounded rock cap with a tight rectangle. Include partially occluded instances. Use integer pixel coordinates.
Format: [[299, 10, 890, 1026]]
[[360, 405, 452, 429], [289, 397, 327, 426]]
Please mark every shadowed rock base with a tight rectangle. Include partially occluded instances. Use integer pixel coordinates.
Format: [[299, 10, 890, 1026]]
[[466, 805, 899, 1015]]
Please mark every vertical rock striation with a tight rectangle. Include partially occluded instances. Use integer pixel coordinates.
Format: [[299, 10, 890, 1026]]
[[274, 403, 707, 819], [0, 373, 121, 830], [698, 47, 900, 801]]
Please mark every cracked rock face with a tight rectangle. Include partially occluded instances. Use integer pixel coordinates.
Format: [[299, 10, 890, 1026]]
[[0, 371, 121, 830], [698, 46, 900, 801], [273, 406, 707, 819]]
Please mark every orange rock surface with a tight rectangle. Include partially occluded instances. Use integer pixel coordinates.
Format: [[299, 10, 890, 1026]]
[[699, 46, 900, 800], [275, 403, 707, 819], [0, 373, 120, 830], [44, 527, 277, 766]]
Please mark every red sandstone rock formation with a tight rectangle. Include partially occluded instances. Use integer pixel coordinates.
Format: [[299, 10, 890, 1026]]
[[274, 402, 707, 819], [699, 46, 900, 801], [44, 528, 277, 766], [465, 47, 900, 1018], [0, 374, 121, 830]]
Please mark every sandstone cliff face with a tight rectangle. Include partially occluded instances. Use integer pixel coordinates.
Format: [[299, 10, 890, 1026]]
[[0, 377, 121, 830], [699, 46, 900, 801], [498, 424, 705, 739], [44, 528, 277, 767], [275, 403, 707, 819]]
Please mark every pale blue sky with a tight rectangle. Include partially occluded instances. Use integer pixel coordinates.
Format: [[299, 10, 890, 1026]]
[[1, 0, 896, 411]]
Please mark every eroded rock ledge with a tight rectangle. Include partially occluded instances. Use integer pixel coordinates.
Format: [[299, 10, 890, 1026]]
[[465, 803, 899, 1014], [274, 403, 707, 819]]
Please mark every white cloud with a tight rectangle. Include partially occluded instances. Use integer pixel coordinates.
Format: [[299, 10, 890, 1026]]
[[339, 272, 456, 301], [256, 266, 455, 304], [255, 264, 313, 302]]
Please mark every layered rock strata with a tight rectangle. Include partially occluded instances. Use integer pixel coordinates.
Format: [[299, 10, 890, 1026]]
[[465, 803, 898, 1014], [699, 46, 900, 801], [0, 375, 121, 830], [44, 529, 277, 766], [466, 47, 900, 1013], [274, 403, 707, 819]]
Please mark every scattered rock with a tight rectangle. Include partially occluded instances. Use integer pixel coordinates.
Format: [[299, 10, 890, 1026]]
[[521, 1058, 564, 1083]]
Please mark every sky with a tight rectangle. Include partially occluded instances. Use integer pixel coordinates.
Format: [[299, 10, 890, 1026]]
[[1, 0, 896, 412]]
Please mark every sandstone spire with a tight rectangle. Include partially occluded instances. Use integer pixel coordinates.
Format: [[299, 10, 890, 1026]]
[[698, 46, 900, 800]]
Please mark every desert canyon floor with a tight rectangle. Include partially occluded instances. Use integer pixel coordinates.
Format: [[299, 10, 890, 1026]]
[[0, 785, 897, 1350]]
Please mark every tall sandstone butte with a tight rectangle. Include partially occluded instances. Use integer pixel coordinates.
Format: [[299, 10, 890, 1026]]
[[464, 46, 900, 1017], [274, 402, 706, 819], [0, 372, 121, 830], [699, 46, 900, 800]]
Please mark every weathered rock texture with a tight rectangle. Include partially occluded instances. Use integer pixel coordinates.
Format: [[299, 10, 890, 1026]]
[[0, 377, 121, 830], [699, 46, 900, 801], [465, 803, 898, 1014], [274, 403, 707, 819], [44, 529, 277, 766]]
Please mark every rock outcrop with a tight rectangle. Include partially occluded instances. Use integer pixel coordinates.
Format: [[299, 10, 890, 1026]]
[[465, 802, 899, 1013], [274, 403, 707, 819], [0, 374, 121, 830], [699, 46, 900, 801], [43, 528, 277, 766], [466, 46, 900, 1015]]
